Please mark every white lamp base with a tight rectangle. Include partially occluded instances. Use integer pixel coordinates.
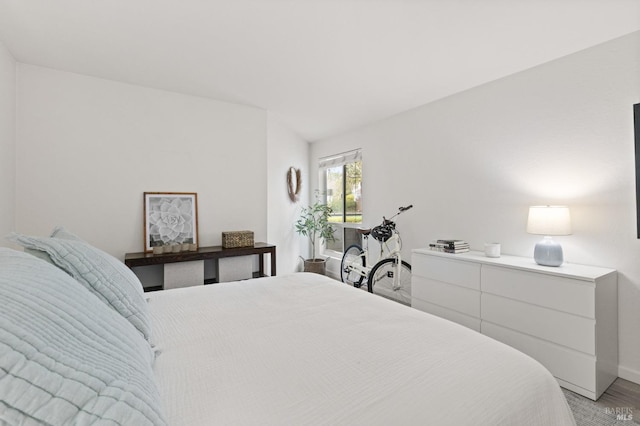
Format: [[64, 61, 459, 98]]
[[534, 236, 564, 267]]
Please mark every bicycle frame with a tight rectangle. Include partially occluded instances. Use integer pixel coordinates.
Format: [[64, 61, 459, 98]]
[[357, 232, 401, 271], [341, 205, 413, 293]]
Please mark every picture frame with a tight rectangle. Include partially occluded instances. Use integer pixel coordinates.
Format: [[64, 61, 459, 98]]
[[144, 192, 198, 252]]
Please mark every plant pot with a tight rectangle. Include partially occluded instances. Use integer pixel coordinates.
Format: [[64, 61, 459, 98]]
[[303, 258, 326, 275]]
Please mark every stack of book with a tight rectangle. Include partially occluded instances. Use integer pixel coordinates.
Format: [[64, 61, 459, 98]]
[[429, 239, 470, 254]]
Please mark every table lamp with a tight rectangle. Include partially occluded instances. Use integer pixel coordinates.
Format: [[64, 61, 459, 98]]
[[526, 206, 571, 267]]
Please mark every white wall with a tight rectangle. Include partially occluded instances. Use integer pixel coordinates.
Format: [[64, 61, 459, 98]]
[[15, 64, 267, 259], [311, 31, 640, 382], [0, 41, 15, 241], [266, 113, 310, 274]]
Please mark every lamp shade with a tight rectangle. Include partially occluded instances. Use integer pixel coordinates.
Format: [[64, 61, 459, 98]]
[[526, 206, 571, 236]]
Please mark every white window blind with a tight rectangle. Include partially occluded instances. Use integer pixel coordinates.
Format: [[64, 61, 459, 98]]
[[319, 149, 362, 169]]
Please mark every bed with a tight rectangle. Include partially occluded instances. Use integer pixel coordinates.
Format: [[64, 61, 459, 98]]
[[149, 273, 575, 425], [1, 229, 576, 425]]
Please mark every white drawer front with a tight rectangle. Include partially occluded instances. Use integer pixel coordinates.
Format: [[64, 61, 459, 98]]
[[412, 276, 480, 318], [411, 299, 481, 332], [482, 322, 596, 395], [482, 266, 595, 318], [482, 294, 595, 355], [412, 254, 480, 290]]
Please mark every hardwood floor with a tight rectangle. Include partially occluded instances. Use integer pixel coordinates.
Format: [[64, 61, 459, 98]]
[[597, 378, 640, 414], [564, 378, 640, 425]]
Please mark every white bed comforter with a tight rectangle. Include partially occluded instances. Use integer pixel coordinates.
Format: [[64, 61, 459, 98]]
[[148, 273, 575, 426]]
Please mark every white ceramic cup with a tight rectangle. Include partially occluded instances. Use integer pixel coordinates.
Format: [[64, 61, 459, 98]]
[[484, 243, 501, 258]]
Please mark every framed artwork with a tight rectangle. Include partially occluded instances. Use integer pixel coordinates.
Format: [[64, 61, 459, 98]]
[[144, 192, 198, 252]]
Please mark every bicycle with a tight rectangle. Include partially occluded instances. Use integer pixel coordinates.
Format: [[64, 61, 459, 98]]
[[340, 205, 413, 305]]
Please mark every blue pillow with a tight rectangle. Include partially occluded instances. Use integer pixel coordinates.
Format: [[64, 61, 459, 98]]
[[23, 225, 83, 264], [0, 248, 166, 425], [9, 233, 152, 341]]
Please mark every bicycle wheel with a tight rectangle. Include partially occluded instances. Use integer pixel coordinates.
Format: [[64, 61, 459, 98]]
[[367, 258, 412, 305], [341, 244, 365, 287]]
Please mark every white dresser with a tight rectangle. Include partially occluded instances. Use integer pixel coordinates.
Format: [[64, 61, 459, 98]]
[[411, 249, 618, 400]]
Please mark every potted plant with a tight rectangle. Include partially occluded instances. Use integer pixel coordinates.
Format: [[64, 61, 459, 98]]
[[295, 191, 336, 274]]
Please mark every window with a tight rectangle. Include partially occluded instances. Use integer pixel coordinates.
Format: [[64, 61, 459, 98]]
[[319, 149, 362, 254]]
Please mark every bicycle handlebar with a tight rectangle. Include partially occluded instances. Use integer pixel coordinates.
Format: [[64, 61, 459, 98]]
[[382, 204, 413, 223]]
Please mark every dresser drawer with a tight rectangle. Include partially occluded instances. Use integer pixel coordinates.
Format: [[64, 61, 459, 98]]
[[412, 275, 480, 317], [412, 298, 481, 332], [412, 254, 480, 290], [482, 265, 595, 318], [482, 322, 596, 393], [482, 293, 595, 355], [409, 249, 616, 400]]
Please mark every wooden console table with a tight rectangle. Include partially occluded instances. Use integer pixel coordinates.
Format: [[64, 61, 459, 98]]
[[125, 243, 276, 290]]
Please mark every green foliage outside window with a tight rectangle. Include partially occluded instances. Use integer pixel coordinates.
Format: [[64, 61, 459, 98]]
[[325, 161, 362, 224]]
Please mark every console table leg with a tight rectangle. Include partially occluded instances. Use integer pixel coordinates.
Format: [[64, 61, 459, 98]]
[[271, 249, 276, 276], [259, 255, 265, 277]]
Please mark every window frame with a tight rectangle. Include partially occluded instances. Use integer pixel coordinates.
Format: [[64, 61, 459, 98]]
[[319, 149, 362, 258]]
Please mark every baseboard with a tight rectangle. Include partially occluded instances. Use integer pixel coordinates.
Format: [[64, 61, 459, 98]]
[[325, 256, 341, 281], [618, 365, 640, 385]]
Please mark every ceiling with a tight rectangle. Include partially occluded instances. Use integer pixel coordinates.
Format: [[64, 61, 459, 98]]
[[1, 1, 639, 142]]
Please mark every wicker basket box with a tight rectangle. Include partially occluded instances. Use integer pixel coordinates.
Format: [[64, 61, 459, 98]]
[[222, 231, 254, 248]]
